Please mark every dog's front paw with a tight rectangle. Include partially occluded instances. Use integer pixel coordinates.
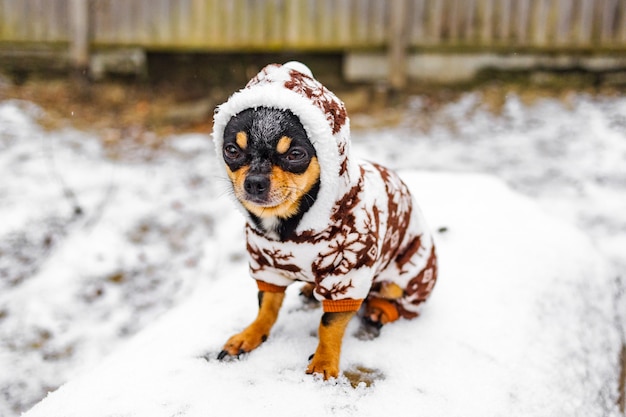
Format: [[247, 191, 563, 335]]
[[306, 352, 340, 380], [217, 328, 268, 360]]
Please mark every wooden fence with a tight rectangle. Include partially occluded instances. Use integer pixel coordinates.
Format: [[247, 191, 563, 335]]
[[1, 0, 625, 85], [1, 0, 625, 51]]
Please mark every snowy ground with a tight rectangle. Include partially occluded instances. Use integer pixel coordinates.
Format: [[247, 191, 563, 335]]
[[1, 92, 624, 416]]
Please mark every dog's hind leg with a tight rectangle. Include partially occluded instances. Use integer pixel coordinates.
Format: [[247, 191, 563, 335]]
[[363, 298, 400, 325], [306, 311, 355, 379], [218, 291, 285, 359], [298, 282, 320, 309], [357, 285, 402, 340]]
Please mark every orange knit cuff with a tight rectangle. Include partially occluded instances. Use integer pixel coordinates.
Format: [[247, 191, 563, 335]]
[[322, 298, 363, 313], [366, 297, 400, 323], [256, 280, 287, 293]]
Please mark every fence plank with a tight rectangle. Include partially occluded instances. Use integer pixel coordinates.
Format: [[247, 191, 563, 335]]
[[389, 0, 409, 89], [0, 1, 4, 38], [373, 0, 386, 44], [338, 0, 351, 45], [577, 0, 594, 46], [555, 0, 572, 45], [532, 0, 550, 46], [513, 0, 531, 44], [620, 0, 626, 42], [498, 0, 512, 41], [69, 0, 89, 69], [411, 0, 426, 42], [54, 0, 69, 41], [1, 0, 625, 51], [429, 0, 445, 43], [478, 0, 494, 45], [449, 0, 460, 41], [458, 0, 474, 41], [17, 0, 29, 39], [601, 0, 619, 42]]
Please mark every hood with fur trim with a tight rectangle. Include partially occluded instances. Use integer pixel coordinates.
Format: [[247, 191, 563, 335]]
[[212, 61, 359, 233]]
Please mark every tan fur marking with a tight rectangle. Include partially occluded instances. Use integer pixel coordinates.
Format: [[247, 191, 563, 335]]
[[225, 165, 249, 200], [379, 282, 403, 299], [276, 136, 292, 154], [306, 311, 355, 379], [221, 292, 285, 356], [236, 131, 248, 149], [240, 157, 321, 219]]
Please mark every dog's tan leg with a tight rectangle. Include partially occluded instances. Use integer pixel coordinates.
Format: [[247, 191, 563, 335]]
[[306, 311, 355, 379], [218, 291, 285, 359]]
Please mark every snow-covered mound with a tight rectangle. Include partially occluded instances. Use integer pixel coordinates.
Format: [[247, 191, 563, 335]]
[[23, 171, 620, 417], [3, 93, 624, 416]]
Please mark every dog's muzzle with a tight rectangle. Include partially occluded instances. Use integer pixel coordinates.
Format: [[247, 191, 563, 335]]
[[244, 174, 270, 202]]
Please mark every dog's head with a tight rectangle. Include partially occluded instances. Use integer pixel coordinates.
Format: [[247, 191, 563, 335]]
[[214, 62, 351, 234], [222, 107, 321, 225]]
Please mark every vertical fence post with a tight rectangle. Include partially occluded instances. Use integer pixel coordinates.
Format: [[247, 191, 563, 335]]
[[69, 0, 90, 75], [388, 0, 410, 90]]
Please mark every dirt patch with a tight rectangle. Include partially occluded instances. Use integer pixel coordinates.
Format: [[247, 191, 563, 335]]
[[343, 365, 385, 388], [1, 54, 623, 145], [1, 77, 218, 135]]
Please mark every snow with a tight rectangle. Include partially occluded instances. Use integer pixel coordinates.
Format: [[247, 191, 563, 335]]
[[1, 92, 624, 416]]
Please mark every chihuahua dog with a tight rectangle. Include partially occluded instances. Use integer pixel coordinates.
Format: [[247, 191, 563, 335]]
[[213, 62, 437, 379]]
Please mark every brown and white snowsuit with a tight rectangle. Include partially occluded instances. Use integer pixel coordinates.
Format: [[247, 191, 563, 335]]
[[213, 62, 437, 320]]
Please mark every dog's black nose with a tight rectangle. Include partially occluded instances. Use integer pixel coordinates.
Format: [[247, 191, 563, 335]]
[[244, 175, 270, 197]]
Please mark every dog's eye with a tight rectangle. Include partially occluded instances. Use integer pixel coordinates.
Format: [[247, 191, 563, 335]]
[[223, 144, 241, 160], [286, 148, 306, 161]]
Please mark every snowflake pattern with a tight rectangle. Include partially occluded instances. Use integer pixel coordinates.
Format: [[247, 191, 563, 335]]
[[244, 64, 347, 136], [284, 70, 347, 135], [247, 238, 302, 277], [374, 163, 414, 272], [397, 245, 438, 319], [246, 161, 436, 309], [315, 279, 354, 299]]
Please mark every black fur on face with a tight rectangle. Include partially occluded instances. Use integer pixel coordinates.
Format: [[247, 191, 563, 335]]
[[223, 107, 316, 174], [222, 107, 320, 239]]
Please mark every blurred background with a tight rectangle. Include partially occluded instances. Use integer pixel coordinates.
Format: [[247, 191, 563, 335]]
[[1, 1, 625, 416], [1, 0, 625, 133]]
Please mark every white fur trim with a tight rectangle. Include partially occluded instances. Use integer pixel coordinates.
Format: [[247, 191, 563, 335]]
[[282, 61, 313, 78]]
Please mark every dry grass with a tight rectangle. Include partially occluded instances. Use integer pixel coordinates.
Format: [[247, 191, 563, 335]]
[[1, 71, 622, 144]]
